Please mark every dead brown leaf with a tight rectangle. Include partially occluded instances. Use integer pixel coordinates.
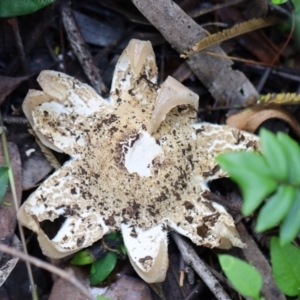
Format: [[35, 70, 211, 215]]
[[103, 275, 153, 300], [226, 106, 300, 137], [0, 76, 29, 104]]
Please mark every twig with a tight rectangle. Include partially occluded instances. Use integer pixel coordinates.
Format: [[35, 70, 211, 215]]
[[60, 0, 107, 95], [2, 116, 29, 125], [0, 243, 93, 300], [9, 18, 30, 75], [0, 114, 38, 300], [201, 191, 241, 214], [28, 129, 61, 170], [171, 233, 232, 300], [271, 10, 295, 66], [5, 4, 57, 76], [188, 0, 244, 19]]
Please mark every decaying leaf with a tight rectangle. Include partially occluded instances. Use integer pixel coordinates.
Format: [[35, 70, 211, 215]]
[[18, 39, 259, 283], [0, 236, 22, 288], [0, 75, 30, 104], [227, 106, 300, 137], [182, 17, 279, 58]]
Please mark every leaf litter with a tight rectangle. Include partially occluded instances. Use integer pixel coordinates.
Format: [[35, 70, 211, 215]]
[[1, 1, 298, 299]]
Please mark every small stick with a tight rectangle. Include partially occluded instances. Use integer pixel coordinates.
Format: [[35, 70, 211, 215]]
[[179, 255, 185, 287], [60, 0, 107, 94], [0, 243, 93, 300], [171, 233, 232, 300]]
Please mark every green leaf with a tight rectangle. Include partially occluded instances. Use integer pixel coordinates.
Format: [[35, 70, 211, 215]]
[[0, 166, 9, 203], [119, 244, 127, 255], [277, 133, 300, 184], [90, 252, 118, 286], [280, 189, 300, 245], [256, 185, 296, 232], [271, 237, 300, 296], [271, 0, 288, 4], [97, 296, 110, 300], [219, 255, 263, 300], [0, 0, 56, 17], [260, 129, 289, 181], [70, 249, 95, 265], [292, 0, 300, 12], [217, 152, 277, 215]]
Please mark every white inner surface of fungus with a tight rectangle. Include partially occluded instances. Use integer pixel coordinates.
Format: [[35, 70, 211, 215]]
[[124, 131, 162, 177]]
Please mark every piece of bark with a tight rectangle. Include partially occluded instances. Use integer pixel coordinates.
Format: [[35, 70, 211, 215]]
[[132, 0, 258, 107], [237, 222, 286, 300]]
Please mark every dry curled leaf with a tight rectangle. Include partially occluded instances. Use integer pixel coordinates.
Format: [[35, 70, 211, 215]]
[[227, 106, 300, 137]]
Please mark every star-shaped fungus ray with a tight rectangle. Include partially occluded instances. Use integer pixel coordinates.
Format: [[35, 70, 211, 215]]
[[18, 39, 259, 283]]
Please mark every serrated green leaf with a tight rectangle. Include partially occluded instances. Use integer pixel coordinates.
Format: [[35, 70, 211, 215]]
[[280, 189, 300, 245], [90, 252, 118, 286], [217, 152, 277, 215], [219, 255, 262, 300], [70, 249, 95, 265], [0, 0, 56, 17], [271, 237, 300, 296], [277, 133, 300, 184], [260, 129, 289, 181], [256, 185, 296, 232], [0, 166, 9, 203]]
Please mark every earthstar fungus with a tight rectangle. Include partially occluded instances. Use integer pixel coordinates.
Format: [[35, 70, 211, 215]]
[[18, 39, 259, 283]]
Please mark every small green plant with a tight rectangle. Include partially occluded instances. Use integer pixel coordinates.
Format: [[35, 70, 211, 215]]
[[219, 255, 264, 300], [71, 232, 126, 286], [218, 237, 300, 299], [0, 0, 56, 17], [217, 128, 300, 245], [271, 237, 300, 297], [216, 128, 300, 298]]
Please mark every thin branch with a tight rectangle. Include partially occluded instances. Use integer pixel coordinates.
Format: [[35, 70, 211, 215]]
[[171, 233, 232, 300], [0, 243, 93, 300], [60, 0, 107, 94], [0, 114, 38, 300]]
